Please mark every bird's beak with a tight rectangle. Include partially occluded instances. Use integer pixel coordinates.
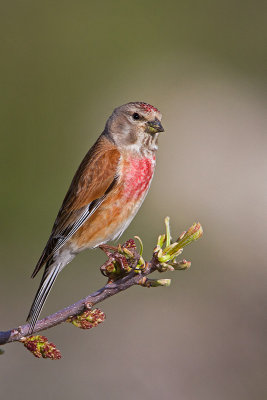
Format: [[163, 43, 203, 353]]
[[145, 118, 164, 134]]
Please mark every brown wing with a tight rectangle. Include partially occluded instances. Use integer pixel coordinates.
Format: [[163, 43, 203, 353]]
[[31, 135, 120, 278]]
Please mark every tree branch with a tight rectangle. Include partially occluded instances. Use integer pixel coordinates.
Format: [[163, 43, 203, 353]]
[[0, 219, 203, 358], [0, 256, 158, 345]]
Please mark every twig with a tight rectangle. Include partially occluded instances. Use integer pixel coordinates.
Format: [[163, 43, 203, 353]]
[[0, 256, 158, 345], [0, 219, 203, 358]]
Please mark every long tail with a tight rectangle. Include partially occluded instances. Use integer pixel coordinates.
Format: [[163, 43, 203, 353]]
[[27, 263, 61, 333]]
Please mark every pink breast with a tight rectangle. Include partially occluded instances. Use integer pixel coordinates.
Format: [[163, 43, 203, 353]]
[[122, 156, 155, 200]]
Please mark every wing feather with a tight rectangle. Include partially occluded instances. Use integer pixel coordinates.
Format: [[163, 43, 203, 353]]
[[31, 135, 120, 278]]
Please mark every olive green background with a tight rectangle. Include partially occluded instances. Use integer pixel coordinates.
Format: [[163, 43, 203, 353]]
[[0, 1, 266, 399]]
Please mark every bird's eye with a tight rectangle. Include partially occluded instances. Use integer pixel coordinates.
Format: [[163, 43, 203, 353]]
[[132, 112, 140, 120]]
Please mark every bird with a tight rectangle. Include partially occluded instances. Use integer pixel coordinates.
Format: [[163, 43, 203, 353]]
[[27, 101, 164, 332]]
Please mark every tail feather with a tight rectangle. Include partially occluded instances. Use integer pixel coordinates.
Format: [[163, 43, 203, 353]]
[[27, 264, 60, 333]]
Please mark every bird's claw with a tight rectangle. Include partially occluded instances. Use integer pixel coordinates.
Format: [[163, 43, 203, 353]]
[[99, 239, 141, 280]]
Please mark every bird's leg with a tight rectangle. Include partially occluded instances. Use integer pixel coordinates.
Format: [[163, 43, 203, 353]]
[[98, 238, 145, 281], [112, 252, 129, 271], [99, 244, 118, 253], [99, 244, 131, 278], [100, 257, 115, 277]]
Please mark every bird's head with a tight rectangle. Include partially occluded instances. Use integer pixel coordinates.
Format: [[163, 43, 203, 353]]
[[104, 102, 164, 155]]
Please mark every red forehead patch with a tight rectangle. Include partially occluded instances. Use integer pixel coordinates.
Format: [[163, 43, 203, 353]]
[[138, 102, 159, 113]]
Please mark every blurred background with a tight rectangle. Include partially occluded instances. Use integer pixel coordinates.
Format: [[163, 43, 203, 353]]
[[0, 1, 266, 399]]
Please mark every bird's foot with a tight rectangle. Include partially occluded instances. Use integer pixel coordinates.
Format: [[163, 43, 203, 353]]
[[99, 244, 118, 254], [99, 251, 130, 278], [99, 239, 142, 280]]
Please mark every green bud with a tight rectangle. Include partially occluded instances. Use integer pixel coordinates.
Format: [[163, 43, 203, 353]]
[[157, 234, 166, 248], [149, 279, 171, 287], [164, 216, 171, 246], [170, 259, 191, 270], [176, 222, 203, 248]]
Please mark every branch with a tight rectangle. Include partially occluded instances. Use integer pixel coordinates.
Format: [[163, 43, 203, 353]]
[[0, 218, 203, 358], [0, 256, 158, 345]]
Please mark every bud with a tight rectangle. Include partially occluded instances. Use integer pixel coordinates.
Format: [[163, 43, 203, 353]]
[[123, 247, 134, 258], [148, 278, 172, 287], [22, 335, 61, 360], [157, 243, 183, 262], [67, 309, 106, 330], [157, 234, 166, 248], [176, 222, 203, 248], [157, 262, 175, 272], [105, 261, 117, 274], [170, 259, 191, 270], [164, 216, 171, 246], [123, 239, 136, 250]]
